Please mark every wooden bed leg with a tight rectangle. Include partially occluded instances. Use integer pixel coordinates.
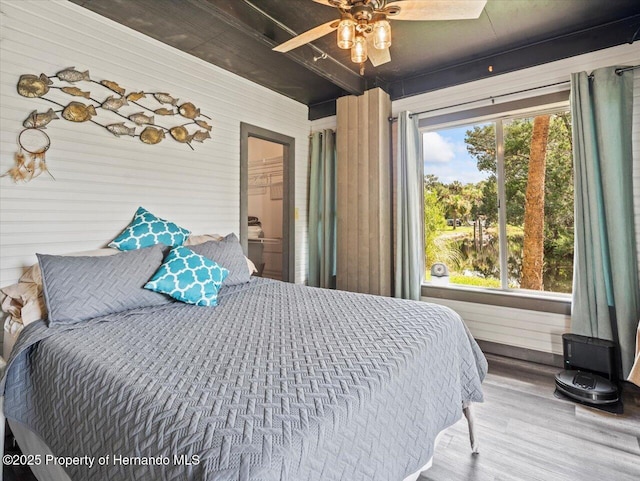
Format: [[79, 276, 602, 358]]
[[462, 402, 479, 454]]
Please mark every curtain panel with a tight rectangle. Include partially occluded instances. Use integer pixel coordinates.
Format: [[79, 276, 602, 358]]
[[571, 67, 640, 380], [394, 112, 424, 300], [308, 129, 337, 289]]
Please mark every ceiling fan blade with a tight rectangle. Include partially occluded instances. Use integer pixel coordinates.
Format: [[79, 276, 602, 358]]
[[273, 20, 339, 53], [387, 0, 487, 21], [366, 36, 391, 67]]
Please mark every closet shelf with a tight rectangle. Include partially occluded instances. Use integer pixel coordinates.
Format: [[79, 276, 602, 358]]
[[248, 237, 282, 244]]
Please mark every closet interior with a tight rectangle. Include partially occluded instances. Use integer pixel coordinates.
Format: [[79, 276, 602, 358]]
[[247, 137, 284, 280]]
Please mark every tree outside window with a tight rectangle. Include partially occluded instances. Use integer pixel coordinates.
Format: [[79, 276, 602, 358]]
[[423, 109, 574, 294]]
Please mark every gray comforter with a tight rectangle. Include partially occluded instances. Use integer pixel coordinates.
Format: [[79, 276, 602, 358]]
[[2, 278, 487, 481]]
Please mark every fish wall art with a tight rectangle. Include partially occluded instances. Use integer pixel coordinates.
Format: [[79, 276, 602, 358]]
[[4, 67, 214, 182]]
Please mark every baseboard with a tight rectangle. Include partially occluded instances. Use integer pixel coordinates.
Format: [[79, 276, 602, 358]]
[[476, 340, 640, 398], [477, 339, 564, 367]]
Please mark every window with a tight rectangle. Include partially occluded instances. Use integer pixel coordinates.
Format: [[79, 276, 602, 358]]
[[423, 108, 574, 295]]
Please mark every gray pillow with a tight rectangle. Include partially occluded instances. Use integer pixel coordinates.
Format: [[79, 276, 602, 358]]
[[188, 233, 250, 286], [38, 244, 172, 326]]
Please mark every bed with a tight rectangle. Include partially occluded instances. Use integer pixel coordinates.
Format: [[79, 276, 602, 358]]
[[0, 227, 486, 481]]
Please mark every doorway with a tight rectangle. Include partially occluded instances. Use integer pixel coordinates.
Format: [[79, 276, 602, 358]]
[[240, 123, 295, 282]]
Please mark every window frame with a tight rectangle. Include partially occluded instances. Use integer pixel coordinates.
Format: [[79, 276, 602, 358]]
[[419, 91, 573, 313]]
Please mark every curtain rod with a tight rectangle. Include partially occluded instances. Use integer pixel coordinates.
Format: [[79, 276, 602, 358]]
[[388, 64, 639, 123], [388, 80, 570, 122], [616, 64, 639, 74]]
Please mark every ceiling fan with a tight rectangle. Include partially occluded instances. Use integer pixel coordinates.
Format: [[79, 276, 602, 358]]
[[273, 0, 487, 73]]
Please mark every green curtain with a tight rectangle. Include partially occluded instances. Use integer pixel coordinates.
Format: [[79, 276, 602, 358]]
[[308, 129, 336, 288], [571, 67, 640, 378], [395, 111, 424, 300]]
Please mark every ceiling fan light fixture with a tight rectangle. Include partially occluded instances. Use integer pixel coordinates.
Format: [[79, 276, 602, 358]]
[[351, 34, 368, 64], [373, 18, 391, 49], [337, 16, 356, 49], [275, 0, 489, 69]]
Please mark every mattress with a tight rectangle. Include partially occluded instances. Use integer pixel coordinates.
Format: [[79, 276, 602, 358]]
[[2, 278, 487, 481]]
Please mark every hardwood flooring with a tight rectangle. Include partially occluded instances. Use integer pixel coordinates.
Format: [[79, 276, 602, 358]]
[[3, 354, 639, 481], [420, 354, 640, 481]]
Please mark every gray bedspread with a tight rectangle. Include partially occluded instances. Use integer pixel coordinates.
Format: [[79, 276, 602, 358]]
[[2, 278, 487, 481]]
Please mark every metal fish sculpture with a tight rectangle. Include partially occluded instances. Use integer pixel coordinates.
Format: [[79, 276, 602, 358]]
[[169, 126, 194, 143], [61, 86, 91, 99], [153, 92, 178, 105], [154, 108, 174, 116], [140, 127, 165, 145], [128, 112, 154, 125], [178, 102, 200, 119], [126, 91, 146, 102], [62, 102, 97, 122], [23, 108, 59, 129], [101, 95, 129, 111], [17, 73, 52, 98], [191, 130, 211, 143], [195, 119, 212, 132], [106, 122, 136, 137], [56, 67, 90, 83], [100, 80, 126, 95]]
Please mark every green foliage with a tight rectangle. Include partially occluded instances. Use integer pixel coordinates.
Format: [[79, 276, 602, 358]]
[[423, 272, 502, 288], [449, 275, 501, 288], [424, 188, 446, 264], [543, 113, 574, 255], [424, 174, 440, 190], [424, 188, 463, 268], [424, 112, 574, 293], [465, 124, 496, 172], [477, 178, 498, 224]]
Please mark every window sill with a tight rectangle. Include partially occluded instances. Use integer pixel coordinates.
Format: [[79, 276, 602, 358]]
[[421, 283, 571, 315]]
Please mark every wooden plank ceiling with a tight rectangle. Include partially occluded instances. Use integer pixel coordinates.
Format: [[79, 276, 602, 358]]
[[71, 0, 640, 119]]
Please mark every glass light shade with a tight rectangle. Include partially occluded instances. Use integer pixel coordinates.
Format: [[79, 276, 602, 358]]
[[373, 19, 391, 49], [351, 35, 368, 63], [337, 18, 355, 49]]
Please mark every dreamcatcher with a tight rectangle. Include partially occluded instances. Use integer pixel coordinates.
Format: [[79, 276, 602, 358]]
[[2, 128, 54, 182]]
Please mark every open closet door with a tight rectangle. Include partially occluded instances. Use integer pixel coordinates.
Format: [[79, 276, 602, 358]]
[[240, 123, 295, 282]]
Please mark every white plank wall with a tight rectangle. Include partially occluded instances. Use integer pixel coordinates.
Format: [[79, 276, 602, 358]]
[[0, 0, 311, 288], [312, 44, 640, 357], [423, 297, 570, 355], [310, 115, 337, 132]]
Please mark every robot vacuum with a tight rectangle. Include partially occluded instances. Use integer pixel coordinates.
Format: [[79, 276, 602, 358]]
[[554, 369, 619, 405]]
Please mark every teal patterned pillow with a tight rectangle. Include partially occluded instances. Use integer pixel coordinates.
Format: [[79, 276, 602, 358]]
[[109, 206, 190, 251], [144, 246, 228, 306]]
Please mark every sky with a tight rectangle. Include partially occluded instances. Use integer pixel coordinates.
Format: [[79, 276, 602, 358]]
[[422, 124, 491, 185]]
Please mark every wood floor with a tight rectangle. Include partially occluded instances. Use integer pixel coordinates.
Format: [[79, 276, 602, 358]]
[[4, 354, 640, 481], [420, 354, 640, 481]]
